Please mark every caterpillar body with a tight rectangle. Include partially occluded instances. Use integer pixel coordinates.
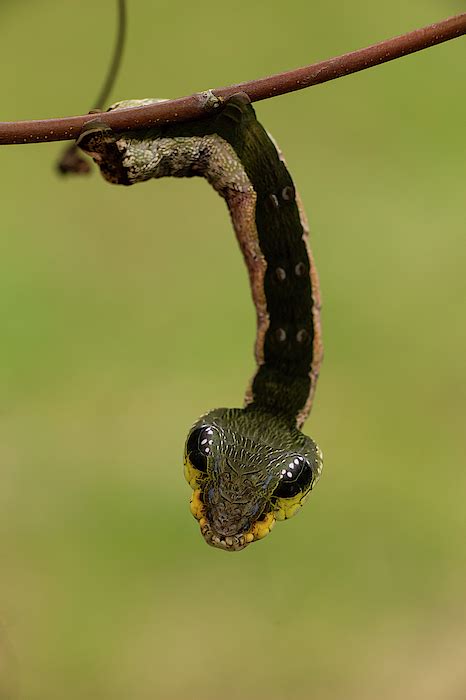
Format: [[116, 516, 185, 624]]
[[78, 93, 323, 551]]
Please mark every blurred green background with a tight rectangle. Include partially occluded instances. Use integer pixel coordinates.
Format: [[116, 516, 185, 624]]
[[1, 1, 465, 698]]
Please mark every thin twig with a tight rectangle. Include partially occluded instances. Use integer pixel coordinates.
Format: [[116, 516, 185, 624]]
[[92, 0, 127, 111], [57, 0, 127, 173], [1, 12, 465, 146]]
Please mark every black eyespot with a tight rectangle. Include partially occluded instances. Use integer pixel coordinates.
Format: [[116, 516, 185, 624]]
[[273, 456, 313, 498], [186, 426, 214, 473]]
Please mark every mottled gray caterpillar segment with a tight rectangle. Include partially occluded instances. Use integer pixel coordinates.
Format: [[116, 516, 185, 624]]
[[77, 95, 322, 428]]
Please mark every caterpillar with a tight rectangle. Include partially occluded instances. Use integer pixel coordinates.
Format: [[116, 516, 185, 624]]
[[77, 93, 323, 551]]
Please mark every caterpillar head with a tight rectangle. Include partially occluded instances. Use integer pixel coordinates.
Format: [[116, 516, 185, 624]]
[[184, 408, 323, 551]]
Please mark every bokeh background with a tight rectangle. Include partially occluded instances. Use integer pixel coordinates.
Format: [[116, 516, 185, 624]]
[[1, 2, 465, 698]]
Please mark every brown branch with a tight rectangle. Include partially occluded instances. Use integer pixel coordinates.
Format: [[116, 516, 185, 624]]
[[1, 12, 465, 146]]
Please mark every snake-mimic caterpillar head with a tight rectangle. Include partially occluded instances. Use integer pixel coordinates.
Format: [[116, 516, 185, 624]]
[[185, 408, 323, 551]]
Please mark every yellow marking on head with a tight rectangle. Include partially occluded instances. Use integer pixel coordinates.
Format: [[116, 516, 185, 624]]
[[184, 453, 203, 490], [250, 511, 276, 540], [190, 489, 205, 521], [274, 491, 309, 521]]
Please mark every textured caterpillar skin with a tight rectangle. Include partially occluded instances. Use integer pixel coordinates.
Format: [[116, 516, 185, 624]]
[[78, 94, 323, 551]]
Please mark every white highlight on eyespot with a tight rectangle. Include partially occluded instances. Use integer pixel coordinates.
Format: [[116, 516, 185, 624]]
[[294, 458, 300, 466], [201, 439, 208, 445]]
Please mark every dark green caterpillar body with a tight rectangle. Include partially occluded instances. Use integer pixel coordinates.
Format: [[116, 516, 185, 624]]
[[78, 94, 323, 551]]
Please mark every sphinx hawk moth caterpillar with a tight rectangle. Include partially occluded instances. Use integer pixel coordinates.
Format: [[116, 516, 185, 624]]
[[78, 93, 323, 551]]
